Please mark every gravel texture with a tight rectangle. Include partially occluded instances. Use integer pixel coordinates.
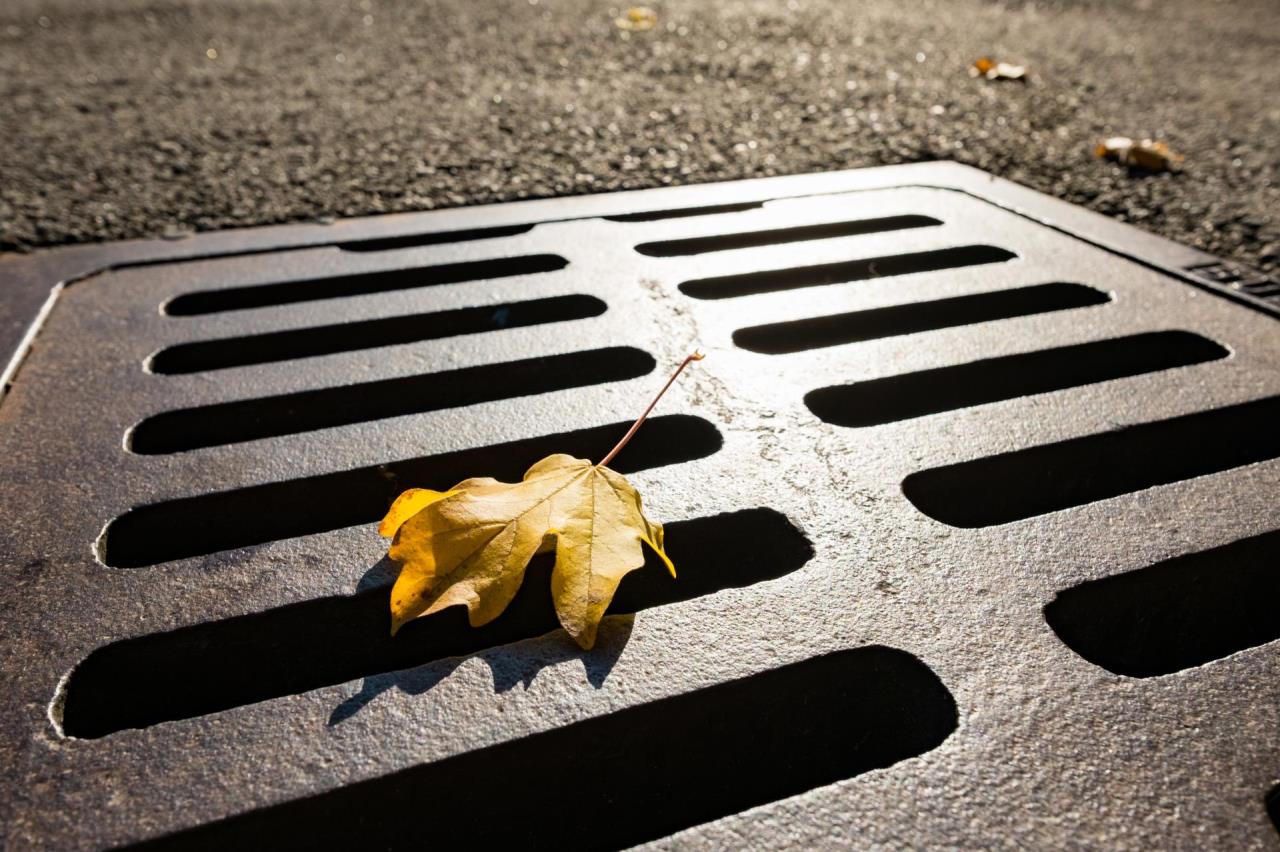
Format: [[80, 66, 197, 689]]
[[1, 0, 1277, 272]]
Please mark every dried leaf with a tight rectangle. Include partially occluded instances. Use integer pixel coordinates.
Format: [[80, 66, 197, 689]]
[[616, 6, 658, 30], [1095, 136, 1182, 172], [381, 455, 671, 649], [379, 351, 702, 650], [970, 56, 1027, 82]]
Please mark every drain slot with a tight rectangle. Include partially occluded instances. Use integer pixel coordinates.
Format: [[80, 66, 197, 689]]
[[735, 282, 1109, 354], [903, 395, 1280, 528], [1044, 530, 1280, 677], [66, 509, 812, 738], [338, 224, 536, 252], [1269, 786, 1280, 836], [127, 646, 956, 850], [163, 254, 568, 316], [604, 201, 765, 222], [681, 244, 1015, 300], [102, 414, 721, 567], [636, 214, 940, 257], [805, 331, 1229, 427], [129, 347, 654, 454], [149, 295, 606, 374]]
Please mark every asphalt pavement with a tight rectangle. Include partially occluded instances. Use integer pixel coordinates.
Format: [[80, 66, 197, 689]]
[[1, 0, 1277, 273]]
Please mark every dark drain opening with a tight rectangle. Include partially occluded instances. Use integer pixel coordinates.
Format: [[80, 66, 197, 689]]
[[65, 509, 812, 738], [163, 254, 568, 316], [148, 295, 607, 374], [604, 201, 765, 222], [1268, 786, 1280, 836], [1044, 530, 1280, 677], [127, 646, 956, 851], [681, 244, 1015, 300], [805, 331, 1229, 427], [337, 224, 536, 252], [102, 414, 721, 568], [635, 214, 940, 257], [129, 347, 654, 454], [735, 282, 1109, 354], [903, 395, 1280, 528]]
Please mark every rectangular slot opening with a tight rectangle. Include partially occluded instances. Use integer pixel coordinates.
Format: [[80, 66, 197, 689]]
[[337, 223, 536, 252], [128, 645, 957, 850], [635, 214, 940, 257], [128, 347, 655, 454], [64, 508, 813, 738], [805, 331, 1229, 427], [682, 244, 1014, 300], [902, 395, 1280, 528], [1269, 785, 1280, 836], [1044, 530, 1280, 677], [163, 254, 568, 316], [148, 295, 607, 374], [603, 201, 765, 222], [735, 282, 1109, 354], [101, 414, 721, 567]]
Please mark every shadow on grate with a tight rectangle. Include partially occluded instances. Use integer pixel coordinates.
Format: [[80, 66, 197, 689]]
[[902, 395, 1280, 528], [603, 201, 765, 222], [102, 414, 722, 567], [63, 509, 812, 738], [129, 347, 655, 454], [339, 199, 776, 251], [1044, 529, 1280, 677], [681, 244, 1016, 300], [337, 224, 537, 252], [634, 214, 940, 257], [805, 331, 1229, 427], [148, 295, 607, 374], [127, 646, 957, 851], [734, 282, 1108, 354], [163, 254, 568, 315]]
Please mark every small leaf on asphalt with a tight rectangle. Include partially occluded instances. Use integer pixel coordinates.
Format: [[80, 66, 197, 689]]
[[970, 57, 1027, 82], [616, 6, 658, 31], [1095, 136, 1183, 172]]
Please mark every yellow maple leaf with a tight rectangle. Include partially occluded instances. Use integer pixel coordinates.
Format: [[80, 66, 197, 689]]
[[379, 351, 702, 649]]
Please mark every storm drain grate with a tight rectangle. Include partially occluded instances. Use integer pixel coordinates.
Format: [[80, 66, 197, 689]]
[[1, 163, 1277, 850]]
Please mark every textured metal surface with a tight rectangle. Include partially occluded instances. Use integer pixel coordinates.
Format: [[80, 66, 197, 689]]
[[1, 163, 1278, 849]]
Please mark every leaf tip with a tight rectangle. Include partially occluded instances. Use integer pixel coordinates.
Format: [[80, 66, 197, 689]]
[[642, 535, 676, 578], [379, 488, 458, 538], [389, 600, 413, 637]]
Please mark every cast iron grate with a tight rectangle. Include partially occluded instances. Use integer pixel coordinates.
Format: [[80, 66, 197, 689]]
[[1, 163, 1277, 850]]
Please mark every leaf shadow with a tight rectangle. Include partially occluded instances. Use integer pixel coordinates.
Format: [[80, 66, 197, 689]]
[[1123, 164, 1182, 181], [354, 554, 399, 593], [328, 554, 634, 726]]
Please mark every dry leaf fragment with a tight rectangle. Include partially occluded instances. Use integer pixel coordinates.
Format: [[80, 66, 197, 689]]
[[1095, 136, 1182, 172], [615, 6, 658, 30], [380, 351, 703, 650], [970, 56, 1027, 82]]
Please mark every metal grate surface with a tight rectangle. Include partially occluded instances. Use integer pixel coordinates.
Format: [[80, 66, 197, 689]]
[[1, 163, 1278, 849]]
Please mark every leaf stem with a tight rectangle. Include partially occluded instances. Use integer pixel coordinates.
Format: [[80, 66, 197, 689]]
[[597, 349, 705, 469]]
